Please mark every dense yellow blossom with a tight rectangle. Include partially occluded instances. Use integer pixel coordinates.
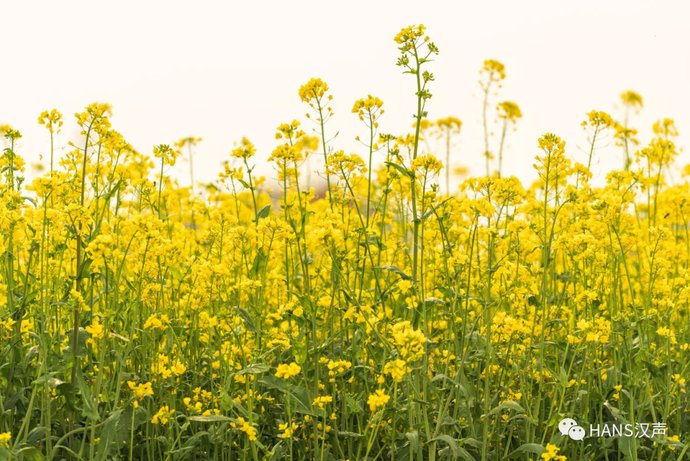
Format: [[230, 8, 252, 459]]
[[275, 362, 301, 379], [367, 389, 390, 412], [298, 78, 329, 103], [383, 359, 409, 383], [312, 395, 333, 410], [542, 443, 567, 461], [151, 405, 174, 425], [1, 23, 687, 461], [232, 417, 257, 441]]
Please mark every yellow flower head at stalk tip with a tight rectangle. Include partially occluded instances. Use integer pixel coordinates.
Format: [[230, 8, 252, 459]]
[[231, 137, 256, 160], [0, 124, 13, 137], [0, 432, 10, 448], [298, 77, 329, 103], [390, 321, 428, 362], [411, 153, 443, 176], [325, 150, 366, 177], [295, 133, 319, 152], [312, 395, 333, 410], [269, 143, 302, 164], [383, 359, 409, 383], [143, 313, 170, 331], [481, 59, 506, 81], [85, 316, 105, 341], [151, 405, 174, 425], [352, 95, 384, 122], [652, 118, 679, 138], [418, 118, 433, 133], [542, 443, 567, 461], [278, 421, 298, 438], [275, 362, 301, 379], [175, 136, 202, 150], [75, 102, 112, 135], [367, 389, 390, 412], [275, 120, 303, 141], [326, 359, 352, 376], [127, 381, 154, 400], [153, 144, 179, 166], [2, 126, 22, 141], [233, 417, 257, 441], [581, 110, 615, 129], [621, 90, 643, 109], [38, 108, 63, 133], [394, 24, 427, 45], [537, 132, 565, 153], [497, 102, 522, 123], [436, 116, 462, 133]]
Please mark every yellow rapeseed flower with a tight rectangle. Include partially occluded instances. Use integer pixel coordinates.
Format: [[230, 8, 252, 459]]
[[151, 405, 174, 425], [542, 443, 567, 460], [231, 137, 256, 160], [497, 101, 522, 122], [232, 417, 257, 441], [352, 95, 384, 122], [275, 362, 301, 379], [367, 389, 390, 412], [383, 359, 409, 383], [312, 395, 333, 410], [143, 313, 170, 331], [481, 59, 506, 80], [127, 381, 154, 400], [298, 78, 329, 103], [394, 24, 427, 45]]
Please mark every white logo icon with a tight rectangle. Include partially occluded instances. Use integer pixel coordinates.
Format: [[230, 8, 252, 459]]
[[559, 418, 586, 441], [558, 417, 670, 440]]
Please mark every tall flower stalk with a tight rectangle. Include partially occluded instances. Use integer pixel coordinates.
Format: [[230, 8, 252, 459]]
[[394, 24, 438, 286]]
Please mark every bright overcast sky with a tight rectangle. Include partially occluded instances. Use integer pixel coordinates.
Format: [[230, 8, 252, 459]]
[[2, 0, 690, 188]]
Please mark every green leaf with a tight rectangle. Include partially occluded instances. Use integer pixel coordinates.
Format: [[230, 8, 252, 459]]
[[618, 435, 635, 460], [258, 376, 322, 416], [459, 437, 483, 449], [385, 161, 414, 178], [95, 410, 124, 461], [429, 434, 459, 457], [334, 430, 363, 438], [509, 443, 545, 457], [16, 447, 45, 461], [233, 307, 257, 332], [423, 296, 446, 305], [259, 375, 288, 392], [344, 393, 363, 414], [181, 430, 210, 448], [237, 364, 271, 375], [26, 426, 49, 445], [430, 374, 466, 393], [405, 430, 419, 452], [256, 204, 271, 220], [376, 265, 412, 280], [33, 374, 64, 389], [421, 197, 452, 221], [189, 415, 232, 423], [455, 446, 476, 461], [250, 248, 267, 278], [487, 400, 526, 416], [77, 375, 100, 421]]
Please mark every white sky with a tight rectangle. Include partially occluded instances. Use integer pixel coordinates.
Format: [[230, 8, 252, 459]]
[[2, 0, 690, 189]]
